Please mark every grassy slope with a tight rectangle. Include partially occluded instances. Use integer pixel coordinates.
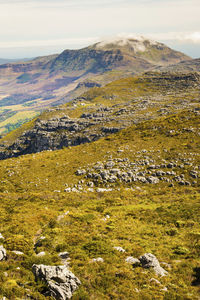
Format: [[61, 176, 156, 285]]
[[0, 109, 199, 299]]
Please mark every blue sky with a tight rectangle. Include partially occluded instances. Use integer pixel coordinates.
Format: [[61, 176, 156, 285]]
[[0, 0, 199, 58]]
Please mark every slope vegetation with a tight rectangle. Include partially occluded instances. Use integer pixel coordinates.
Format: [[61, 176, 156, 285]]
[[0, 71, 199, 299]]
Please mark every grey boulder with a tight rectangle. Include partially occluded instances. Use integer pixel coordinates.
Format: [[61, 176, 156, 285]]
[[139, 253, 168, 276], [125, 256, 140, 266], [32, 264, 81, 299]]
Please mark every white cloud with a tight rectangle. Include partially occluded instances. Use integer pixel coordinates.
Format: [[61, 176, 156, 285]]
[[1, 31, 200, 50], [143, 32, 200, 44], [0, 37, 98, 49]]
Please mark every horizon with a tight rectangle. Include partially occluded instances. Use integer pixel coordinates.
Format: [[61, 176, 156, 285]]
[[0, 0, 199, 59], [0, 35, 199, 60]]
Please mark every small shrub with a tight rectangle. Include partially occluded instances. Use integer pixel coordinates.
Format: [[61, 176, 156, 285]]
[[82, 239, 113, 256], [173, 246, 189, 255], [5, 235, 32, 253]]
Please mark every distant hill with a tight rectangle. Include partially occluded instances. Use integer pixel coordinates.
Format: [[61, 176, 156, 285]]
[[0, 57, 33, 65], [0, 36, 191, 134], [157, 58, 200, 72]]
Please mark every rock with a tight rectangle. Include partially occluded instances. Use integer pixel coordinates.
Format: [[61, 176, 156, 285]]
[[32, 264, 81, 300], [105, 161, 115, 169], [57, 211, 69, 221], [34, 236, 46, 248], [36, 251, 46, 257], [139, 253, 168, 276], [101, 127, 121, 134], [113, 246, 126, 253], [59, 252, 69, 259], [149, 278, 161, 285], [96, 188, 113, 192], [12, 250, 24, 255], [147, 176, 160, 184], [92, 257, 104, 263], [190, 170, 198, 178], [71, 188, 79, 193], [125, 256, 140, 266], [167, 163, 174, 168], [102, 214, 110, 221], [75, 169, 86, 176], [0, 245, 6, 261]]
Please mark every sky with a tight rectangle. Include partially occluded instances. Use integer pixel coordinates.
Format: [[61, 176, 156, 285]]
[[0, 0, 199, 58]]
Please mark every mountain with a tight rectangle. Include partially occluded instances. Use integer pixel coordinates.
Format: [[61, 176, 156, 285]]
[[0, 36, 191, 135], [91, 36, 190, 65], [0, 70, 199, 299]]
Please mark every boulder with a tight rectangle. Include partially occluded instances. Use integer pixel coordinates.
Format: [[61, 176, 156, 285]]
[[32, 264, 81, 300], [36, 251, 46, 257], [147, 176, 160, 184], [139, 253, 168, 276], [125, 257, 140, 266], [59, 252, 69, 260], [0, 245, 6, 261]]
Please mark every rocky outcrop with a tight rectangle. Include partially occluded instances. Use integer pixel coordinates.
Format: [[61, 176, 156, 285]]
[[139, 253, 168, 276], [0, 245, 6, 261], [32, 264, 81, 300], [0, 106, 126, 159], [125, 253, 168, 276], [74, 154, 198, 189]]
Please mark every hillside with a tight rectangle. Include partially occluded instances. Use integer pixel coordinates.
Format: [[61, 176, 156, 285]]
[[0, 70, 199, 159], [0, 57, 199, 299], [0, 36, 191, 134], [0, 58, 32, 65], [0, 97, 199, 298], [157, 58, 200, 73]]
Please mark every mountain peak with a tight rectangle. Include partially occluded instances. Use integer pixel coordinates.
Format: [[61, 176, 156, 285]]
[[93, 35, 160, 53]]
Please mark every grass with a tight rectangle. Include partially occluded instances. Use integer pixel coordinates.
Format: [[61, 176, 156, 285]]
[[0, 111, 39, 135], [0, 71, 199, 298], [0, 105, 199, 298]]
